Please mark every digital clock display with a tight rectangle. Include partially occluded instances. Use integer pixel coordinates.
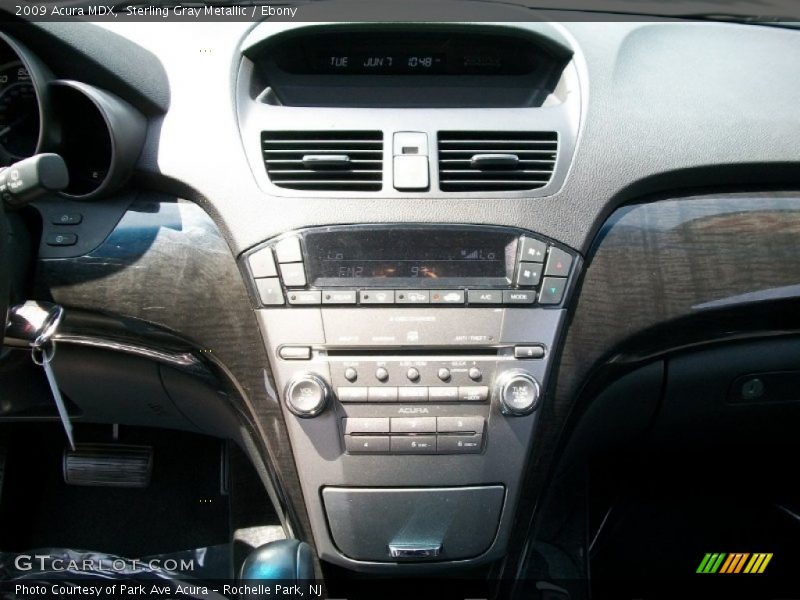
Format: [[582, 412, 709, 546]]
[[319, 53, 448, 74], [304, 228, 518, 287], [271, 32, 537, 77]]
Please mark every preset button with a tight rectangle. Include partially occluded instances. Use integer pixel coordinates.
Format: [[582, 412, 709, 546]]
[[398, 387, 429, 402], [429, 387, 459, 402], [337, 387, 368, 403], [437, 434, 482, 454], [437, 416, 485, 434], [391, 417, 436, 433], [345, 435, 390, 453], [344, 418, 390, 435], [368, 387, 398, 402], [391, 435, 436, 454]]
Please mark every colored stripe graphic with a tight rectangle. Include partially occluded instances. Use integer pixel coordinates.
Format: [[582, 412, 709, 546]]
[[744, 553, 773, 574], [698, 552, 773, 574], [696, 553, 714, 573], [733, 553, 749, 573], [720, 553, 749, 573], [718, 554, 735, 573], [697, 553, 727, 573]]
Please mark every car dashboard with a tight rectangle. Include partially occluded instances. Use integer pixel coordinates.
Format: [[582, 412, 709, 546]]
[[1, 5, 800, 599]]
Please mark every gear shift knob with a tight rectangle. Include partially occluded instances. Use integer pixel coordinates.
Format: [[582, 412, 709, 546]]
[[239, 540, 314, 598]]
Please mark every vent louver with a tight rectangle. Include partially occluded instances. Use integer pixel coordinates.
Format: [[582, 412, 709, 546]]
[[437, 131, 558, 192], [262, 131, 383, 191]]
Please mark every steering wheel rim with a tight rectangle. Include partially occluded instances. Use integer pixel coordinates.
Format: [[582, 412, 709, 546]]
[[0, 200, 8, 348]]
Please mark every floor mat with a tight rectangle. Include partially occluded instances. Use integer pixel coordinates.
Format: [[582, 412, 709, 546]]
[[0, 424, 230, 558]]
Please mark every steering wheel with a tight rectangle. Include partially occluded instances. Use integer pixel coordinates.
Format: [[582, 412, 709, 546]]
[[0, 200, 8, 348]]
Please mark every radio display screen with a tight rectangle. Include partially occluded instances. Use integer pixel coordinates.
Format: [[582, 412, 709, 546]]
[[304, 228, 518, 287]]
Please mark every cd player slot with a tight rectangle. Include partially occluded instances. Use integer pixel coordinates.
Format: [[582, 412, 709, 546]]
[[326, 347, 500, 358]]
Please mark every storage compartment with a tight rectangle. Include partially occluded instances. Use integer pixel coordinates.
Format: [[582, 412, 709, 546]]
[[651, 336, 800, 448], [322, 485, 504, 562]]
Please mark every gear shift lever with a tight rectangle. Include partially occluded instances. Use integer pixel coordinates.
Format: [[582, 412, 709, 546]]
[[239, 540, 315, 598]]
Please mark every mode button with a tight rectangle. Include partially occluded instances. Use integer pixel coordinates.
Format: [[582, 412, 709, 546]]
[[503, 290, 535, 305]]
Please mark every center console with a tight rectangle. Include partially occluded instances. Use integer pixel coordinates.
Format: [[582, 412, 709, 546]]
[[242, 224, 579, 570]]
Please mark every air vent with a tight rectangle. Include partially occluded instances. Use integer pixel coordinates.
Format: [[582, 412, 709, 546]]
[[437, 131, 558, 192], [262, 131, 383, 191]]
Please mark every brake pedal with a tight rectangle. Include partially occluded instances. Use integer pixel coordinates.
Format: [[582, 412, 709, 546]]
[[63, 444, 153, 488]]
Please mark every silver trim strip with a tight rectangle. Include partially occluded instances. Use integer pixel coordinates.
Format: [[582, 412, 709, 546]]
[[54, 334, 201, 370]]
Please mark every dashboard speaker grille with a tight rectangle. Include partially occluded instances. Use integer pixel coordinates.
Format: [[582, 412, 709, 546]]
[[262, 131, 383, 191], [437, 131, 558, 192]]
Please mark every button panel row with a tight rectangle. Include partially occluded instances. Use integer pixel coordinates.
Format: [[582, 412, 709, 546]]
[[337, 386, 489, 403], [44, 212, 84, 247], [280, 286, 566, 306], [272, 287, 567, 306], [344, 416, 484, 434], [245, 232, 575, 308], [248, 236, 307, 306], [344, 433, 483, 455], [331, 359, 497, 392]]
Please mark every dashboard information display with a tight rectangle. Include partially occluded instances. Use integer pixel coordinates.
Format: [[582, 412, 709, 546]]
[[318, 53, 448, 74], [272, 32, 539, 77], [304, 228, 517, 286]]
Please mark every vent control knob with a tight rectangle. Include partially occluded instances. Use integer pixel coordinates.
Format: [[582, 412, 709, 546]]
[[496, 370, 541, 416], [284, 373, 330, 418]]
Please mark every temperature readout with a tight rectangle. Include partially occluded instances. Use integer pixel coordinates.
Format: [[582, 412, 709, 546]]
[[304, 229, 518, 286], [323, 247, 502, 280]]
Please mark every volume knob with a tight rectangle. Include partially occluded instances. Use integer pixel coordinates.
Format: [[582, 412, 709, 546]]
[[284, 373, 330, 418], [496, 370, 541, 416]]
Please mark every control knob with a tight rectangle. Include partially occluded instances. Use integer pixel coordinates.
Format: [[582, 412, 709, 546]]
[[284, 373, 331, 418], [496, 370, 541, 416]]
